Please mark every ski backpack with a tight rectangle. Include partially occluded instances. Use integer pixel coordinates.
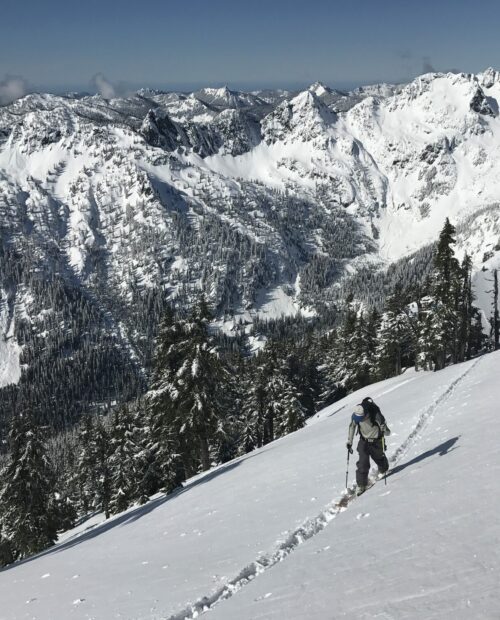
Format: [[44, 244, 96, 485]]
[[361, 397, 386, 427]]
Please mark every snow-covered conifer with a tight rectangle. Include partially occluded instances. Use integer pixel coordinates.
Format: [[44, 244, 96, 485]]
[[0, 413, 57, 562], [109, 407, 140, 515], [74, 415, 112, 518]]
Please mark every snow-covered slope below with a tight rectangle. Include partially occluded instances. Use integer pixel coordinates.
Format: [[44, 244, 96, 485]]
[[1, 351, 498, 619]]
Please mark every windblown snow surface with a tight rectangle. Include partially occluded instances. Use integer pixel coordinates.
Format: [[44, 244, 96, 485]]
[[1, 351, 499, 619]]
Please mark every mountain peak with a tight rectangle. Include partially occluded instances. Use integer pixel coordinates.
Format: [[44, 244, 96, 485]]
[[308, 81, 330, 97], [479, 67, 500, 89], [261, 89, 336, 144], [193, 86, 263, 109]]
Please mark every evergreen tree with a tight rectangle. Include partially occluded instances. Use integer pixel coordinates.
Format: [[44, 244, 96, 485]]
[[468, 306, 485, 357], [434, 218, 460, 303], [457, 253, 474, 362], [92, 418, 113, 519], [492, 269, 499, 350], [365, 308, 381, 366], [348, 313, 374, 388], [317, 329, 343, 408], [148, 298, 230, 475], [109, 407, 139, 515], [49, 437, 78, 533], [132, 404, 163, 504], [416, 296, 437, 371], [211, 351, 242, 464], [252, 342, 306, 441], [74, 415, 112, 518], [74, 414, 98, 515], [328, 304, 358, 390], [239, 359, 267, 453], [276, 378, 306, 436], [429, 219, 461, 369], [0, 413, 57, 562], [281, 334, 323, 417], [146, 305, 186, 493], [374, 284, 415, 378]]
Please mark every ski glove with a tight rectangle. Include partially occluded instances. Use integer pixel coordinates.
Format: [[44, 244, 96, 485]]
[[346, 443, 353, 454], [381, 424, 391, 437]]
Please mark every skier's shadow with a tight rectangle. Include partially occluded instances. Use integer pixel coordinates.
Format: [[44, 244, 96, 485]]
[[387, 436, 460, 478]]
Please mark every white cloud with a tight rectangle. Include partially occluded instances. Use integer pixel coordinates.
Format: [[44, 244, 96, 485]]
[[0, 75, 28, 105], [91, 73, 116, 99]]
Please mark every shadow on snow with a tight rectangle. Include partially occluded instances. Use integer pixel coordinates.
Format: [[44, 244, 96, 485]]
[[388, 436, 460, 478]]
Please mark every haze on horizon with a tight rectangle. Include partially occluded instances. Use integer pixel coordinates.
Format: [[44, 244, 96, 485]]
[[1, 0, 500, 101]]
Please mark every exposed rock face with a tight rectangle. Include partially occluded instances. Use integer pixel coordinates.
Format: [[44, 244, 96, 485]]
[[469, 87, 495, 116]]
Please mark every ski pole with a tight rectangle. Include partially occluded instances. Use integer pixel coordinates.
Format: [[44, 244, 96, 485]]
[[382, 436, 387, 486], [345, 449, 350, 489]]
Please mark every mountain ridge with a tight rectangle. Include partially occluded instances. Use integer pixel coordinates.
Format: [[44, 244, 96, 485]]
[[0, 68, 499, 424]]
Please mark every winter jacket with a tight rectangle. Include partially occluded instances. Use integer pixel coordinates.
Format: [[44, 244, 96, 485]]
[[348, 410, 391, 444]]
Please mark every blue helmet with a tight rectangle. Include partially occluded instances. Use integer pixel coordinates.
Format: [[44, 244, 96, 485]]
[[352, 404, 365, 423]]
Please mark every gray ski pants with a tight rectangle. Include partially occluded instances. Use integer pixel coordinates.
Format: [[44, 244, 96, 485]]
[[356, 437, 389, 486]]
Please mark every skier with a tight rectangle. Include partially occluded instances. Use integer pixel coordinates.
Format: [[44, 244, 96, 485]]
[[346, 397, 391, 495]]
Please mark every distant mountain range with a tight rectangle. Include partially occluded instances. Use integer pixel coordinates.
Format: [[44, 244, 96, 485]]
[[1, 69, 499, 425]]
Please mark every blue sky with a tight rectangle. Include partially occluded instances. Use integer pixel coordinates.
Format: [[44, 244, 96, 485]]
[[1, 0, 500, 93]]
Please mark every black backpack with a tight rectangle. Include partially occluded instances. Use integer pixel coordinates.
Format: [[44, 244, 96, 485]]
[[361, 397, 386, 427]]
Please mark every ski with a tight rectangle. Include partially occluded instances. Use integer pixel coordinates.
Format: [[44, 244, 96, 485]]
[[335, 472, 387, 509]]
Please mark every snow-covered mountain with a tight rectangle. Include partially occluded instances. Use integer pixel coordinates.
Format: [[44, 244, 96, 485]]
[[1, 69, 500, 420], [1, 350, 498, 619]]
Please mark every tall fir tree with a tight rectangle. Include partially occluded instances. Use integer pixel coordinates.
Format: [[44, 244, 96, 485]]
[[0, 413, 58, 563], [108, 407, 140, 515], [254, 342, 306, 441], [146, 304, 187, 492], [74, 414, 98, 514], [376, 287, 415, 378], [148, 298, 230, 475], [74, 415, 112, 518], [429, 219, 461, 369], [491, 269, 499, 350], [133, 402, 164, 504], [457, 253, 474, 362], [434, 218, 460, 303], [416, 296, 437, 371], [174, 299, 225, 472], [239, 358, 267, 453], [329, 303, 358, 390]]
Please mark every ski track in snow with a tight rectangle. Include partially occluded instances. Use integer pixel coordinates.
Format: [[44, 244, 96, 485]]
[[168, 357, 482, 620], [376, 376, 416, 397]]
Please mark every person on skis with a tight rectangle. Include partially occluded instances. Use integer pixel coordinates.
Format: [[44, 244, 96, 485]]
[[346, 397, 391, 495]]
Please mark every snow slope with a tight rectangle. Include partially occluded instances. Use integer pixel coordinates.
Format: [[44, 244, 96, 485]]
[[1, 351, 499, 619], [212, 355, 500, 620], [0, 293, 21, 388]]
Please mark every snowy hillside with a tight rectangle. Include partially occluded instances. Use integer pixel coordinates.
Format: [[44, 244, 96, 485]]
[[1, 350, 498, 619]]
